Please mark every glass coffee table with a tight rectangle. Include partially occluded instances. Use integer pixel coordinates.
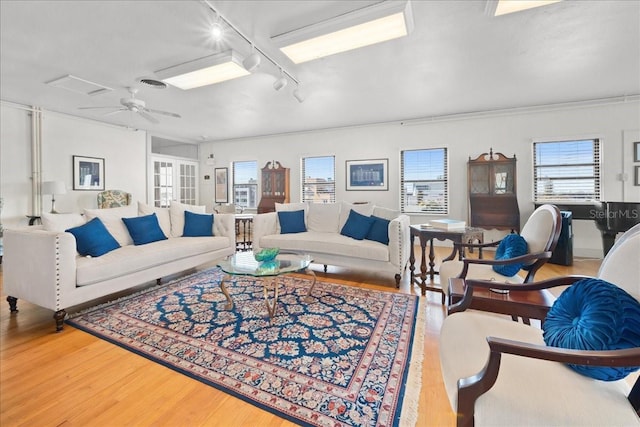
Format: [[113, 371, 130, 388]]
[[217, 251, 316, 320]]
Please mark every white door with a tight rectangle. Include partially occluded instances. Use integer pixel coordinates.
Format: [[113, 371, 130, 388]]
[[151, 156, 198, 207]]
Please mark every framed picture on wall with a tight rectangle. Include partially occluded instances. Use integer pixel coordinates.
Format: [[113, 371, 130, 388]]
[[634, 141, 640, 162], [635, 166, 640, 186], [214, 167, 228, 203], [73, 155, 105, 191], [346, 159, 389, 191]]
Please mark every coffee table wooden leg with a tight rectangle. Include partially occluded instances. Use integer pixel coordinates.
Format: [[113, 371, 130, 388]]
[[219, 274, 234, 310], [304, 268, 317, 303], [263, 276, 279, 320]]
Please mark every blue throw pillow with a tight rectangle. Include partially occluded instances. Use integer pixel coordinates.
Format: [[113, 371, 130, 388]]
[[183, 210, 214, 237], [122, 213, 168, 245], [66, 217, 120, 257], [278, 210, 306, 234], [366, 215, 390, 245], [543, 278, 640, 381], [492, 233, 528, 277], [340, 209, 375, 240]]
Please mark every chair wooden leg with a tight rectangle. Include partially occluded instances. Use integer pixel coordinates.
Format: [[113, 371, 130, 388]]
[[323, 265, 328, 273], [7, 296, 18, 312]]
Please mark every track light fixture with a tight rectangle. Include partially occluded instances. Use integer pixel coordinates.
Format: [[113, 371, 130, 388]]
[[293, 85, 305, 103], [210, 12, 224, 41], [273, 70, 288, 91], [201, 0, 302, 101], [242, 45, 261, 72]]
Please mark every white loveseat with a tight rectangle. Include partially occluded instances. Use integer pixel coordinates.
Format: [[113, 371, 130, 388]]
[[252, 202, 411, 286], [3, 202, 236, 331]]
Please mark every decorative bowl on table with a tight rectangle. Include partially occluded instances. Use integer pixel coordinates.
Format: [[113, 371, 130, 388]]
[[254, 247, 279, 262]]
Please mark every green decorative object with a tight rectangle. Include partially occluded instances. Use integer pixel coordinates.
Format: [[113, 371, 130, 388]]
[[254, 247, 279, 262], [256, 260, 280, 274]]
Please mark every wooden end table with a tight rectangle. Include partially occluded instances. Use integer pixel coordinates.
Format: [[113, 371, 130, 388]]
[[448, 278, 556, 325], [409, 225, 484, 300]]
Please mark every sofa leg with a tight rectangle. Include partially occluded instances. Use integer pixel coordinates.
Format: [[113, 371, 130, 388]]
[[54, 309, 66, 332], [323, 265, 328, 273], [156, 278, 161, 286], [394, 274, 401, 288], [7, 296, 18, 313]]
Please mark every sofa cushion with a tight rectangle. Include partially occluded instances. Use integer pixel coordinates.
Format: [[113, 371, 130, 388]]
[[341, 209, 375, 240], [122, 213, 167, 245], [366, 215, 390, 245], [278, 210, 307, 234], [183, 211, 214, 237], [307, 203, 340, 233], [338, 202, 374, 230], [492, 233, 528, 277], [41, 212, 85, 232], [84, 204, 138, 246], [543, 278, 640, 381], [372, 206, 400, 221], [260, 231, 389, 262], [75, 236, 231, 286], [169, 201, 206, 237], [66, 217, 121, 257], [138, 202, 171, 237]]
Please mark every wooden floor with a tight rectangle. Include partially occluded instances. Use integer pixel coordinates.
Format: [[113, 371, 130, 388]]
[[0, 247, 600, 426]]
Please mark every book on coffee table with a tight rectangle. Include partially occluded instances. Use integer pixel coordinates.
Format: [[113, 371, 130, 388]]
[[429, 219, 466, 230]]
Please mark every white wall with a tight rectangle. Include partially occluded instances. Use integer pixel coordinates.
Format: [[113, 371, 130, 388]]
[[201, 100, 640, 258], [0, 104, 147, 228]]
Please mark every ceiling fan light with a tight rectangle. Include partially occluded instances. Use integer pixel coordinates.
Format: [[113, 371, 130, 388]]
[[242, 52, 261, 72], [273, 76, 288, 91]]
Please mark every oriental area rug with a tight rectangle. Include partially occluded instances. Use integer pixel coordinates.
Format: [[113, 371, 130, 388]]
[[67, 267, 425, 427]]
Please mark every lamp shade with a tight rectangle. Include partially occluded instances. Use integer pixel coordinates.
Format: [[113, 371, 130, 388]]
[[273, 76, 288, 91], [42, 181, 66, 195]]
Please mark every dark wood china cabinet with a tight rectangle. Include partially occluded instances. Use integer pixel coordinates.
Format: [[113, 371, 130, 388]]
[[468, 149, 520, 232], [257, 161, 290, 213]]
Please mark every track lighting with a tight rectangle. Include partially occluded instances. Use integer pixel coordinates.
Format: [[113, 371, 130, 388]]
[[293, 85, 305, 103], [242, 46, 261, 72], [273, 70, 288, 91]]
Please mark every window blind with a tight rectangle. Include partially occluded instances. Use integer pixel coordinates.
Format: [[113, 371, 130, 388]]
[[401, 148, 448, 214], [302, 156, 335, 203]]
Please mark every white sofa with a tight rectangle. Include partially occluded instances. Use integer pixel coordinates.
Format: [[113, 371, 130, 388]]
[[3, 202, 236, 331], [252, 202, 411, 286]]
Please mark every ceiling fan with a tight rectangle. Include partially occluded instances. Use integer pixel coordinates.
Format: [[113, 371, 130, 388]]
[[78, 88, 180, 124]]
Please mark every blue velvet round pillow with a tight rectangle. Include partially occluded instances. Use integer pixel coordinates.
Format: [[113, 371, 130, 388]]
[[543, 278, 640, 381], [492, 233, 528, 277]]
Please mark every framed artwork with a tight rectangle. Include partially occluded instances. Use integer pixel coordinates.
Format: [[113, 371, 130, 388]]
[[634, 141, 640, 162], [635, 166, 640, 186], [346, 159, 388, 191], [214, 167, 229, 203], [73, 155, 104, 191]]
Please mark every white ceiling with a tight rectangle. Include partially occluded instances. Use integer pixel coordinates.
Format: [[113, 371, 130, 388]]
[[1, 0, 639, 143]]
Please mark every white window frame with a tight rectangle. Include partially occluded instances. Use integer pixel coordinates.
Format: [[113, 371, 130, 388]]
[[150, 155, 199, 207], [232, 160, 258, 209], [401, 148, 449, 214], [301, 155, 336, 204], [533, 138, 601, 203]]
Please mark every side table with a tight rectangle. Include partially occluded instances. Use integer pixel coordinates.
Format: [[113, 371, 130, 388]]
[[409, 225, 484, 300]]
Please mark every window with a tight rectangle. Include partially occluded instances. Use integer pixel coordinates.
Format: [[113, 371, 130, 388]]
[[302, 156, 335, 203], [233, 161, 258, 209], [533, 139, 600, 202], [401, 148, 448, 214]]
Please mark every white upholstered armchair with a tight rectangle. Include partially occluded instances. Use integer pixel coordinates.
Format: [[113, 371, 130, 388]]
[[439, 223, 640, 426], [439, 204, 562, 305]]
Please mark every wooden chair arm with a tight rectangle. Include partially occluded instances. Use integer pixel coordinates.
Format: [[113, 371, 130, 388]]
[[453, 240, 501, 250], [447, 274, 589, 315], [456, 337, 640, 427], [455, 251, 552, 282]]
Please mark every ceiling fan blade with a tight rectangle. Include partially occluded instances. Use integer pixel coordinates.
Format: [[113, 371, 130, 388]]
[[78, 106, 122, 110], [103, 108, 127, 117], [144, 107, 181, 118], [138, 111, 159, 124]]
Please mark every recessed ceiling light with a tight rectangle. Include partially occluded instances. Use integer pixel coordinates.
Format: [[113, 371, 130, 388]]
[[155, 50, 250, 90], [272, 0, 414, 64]]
